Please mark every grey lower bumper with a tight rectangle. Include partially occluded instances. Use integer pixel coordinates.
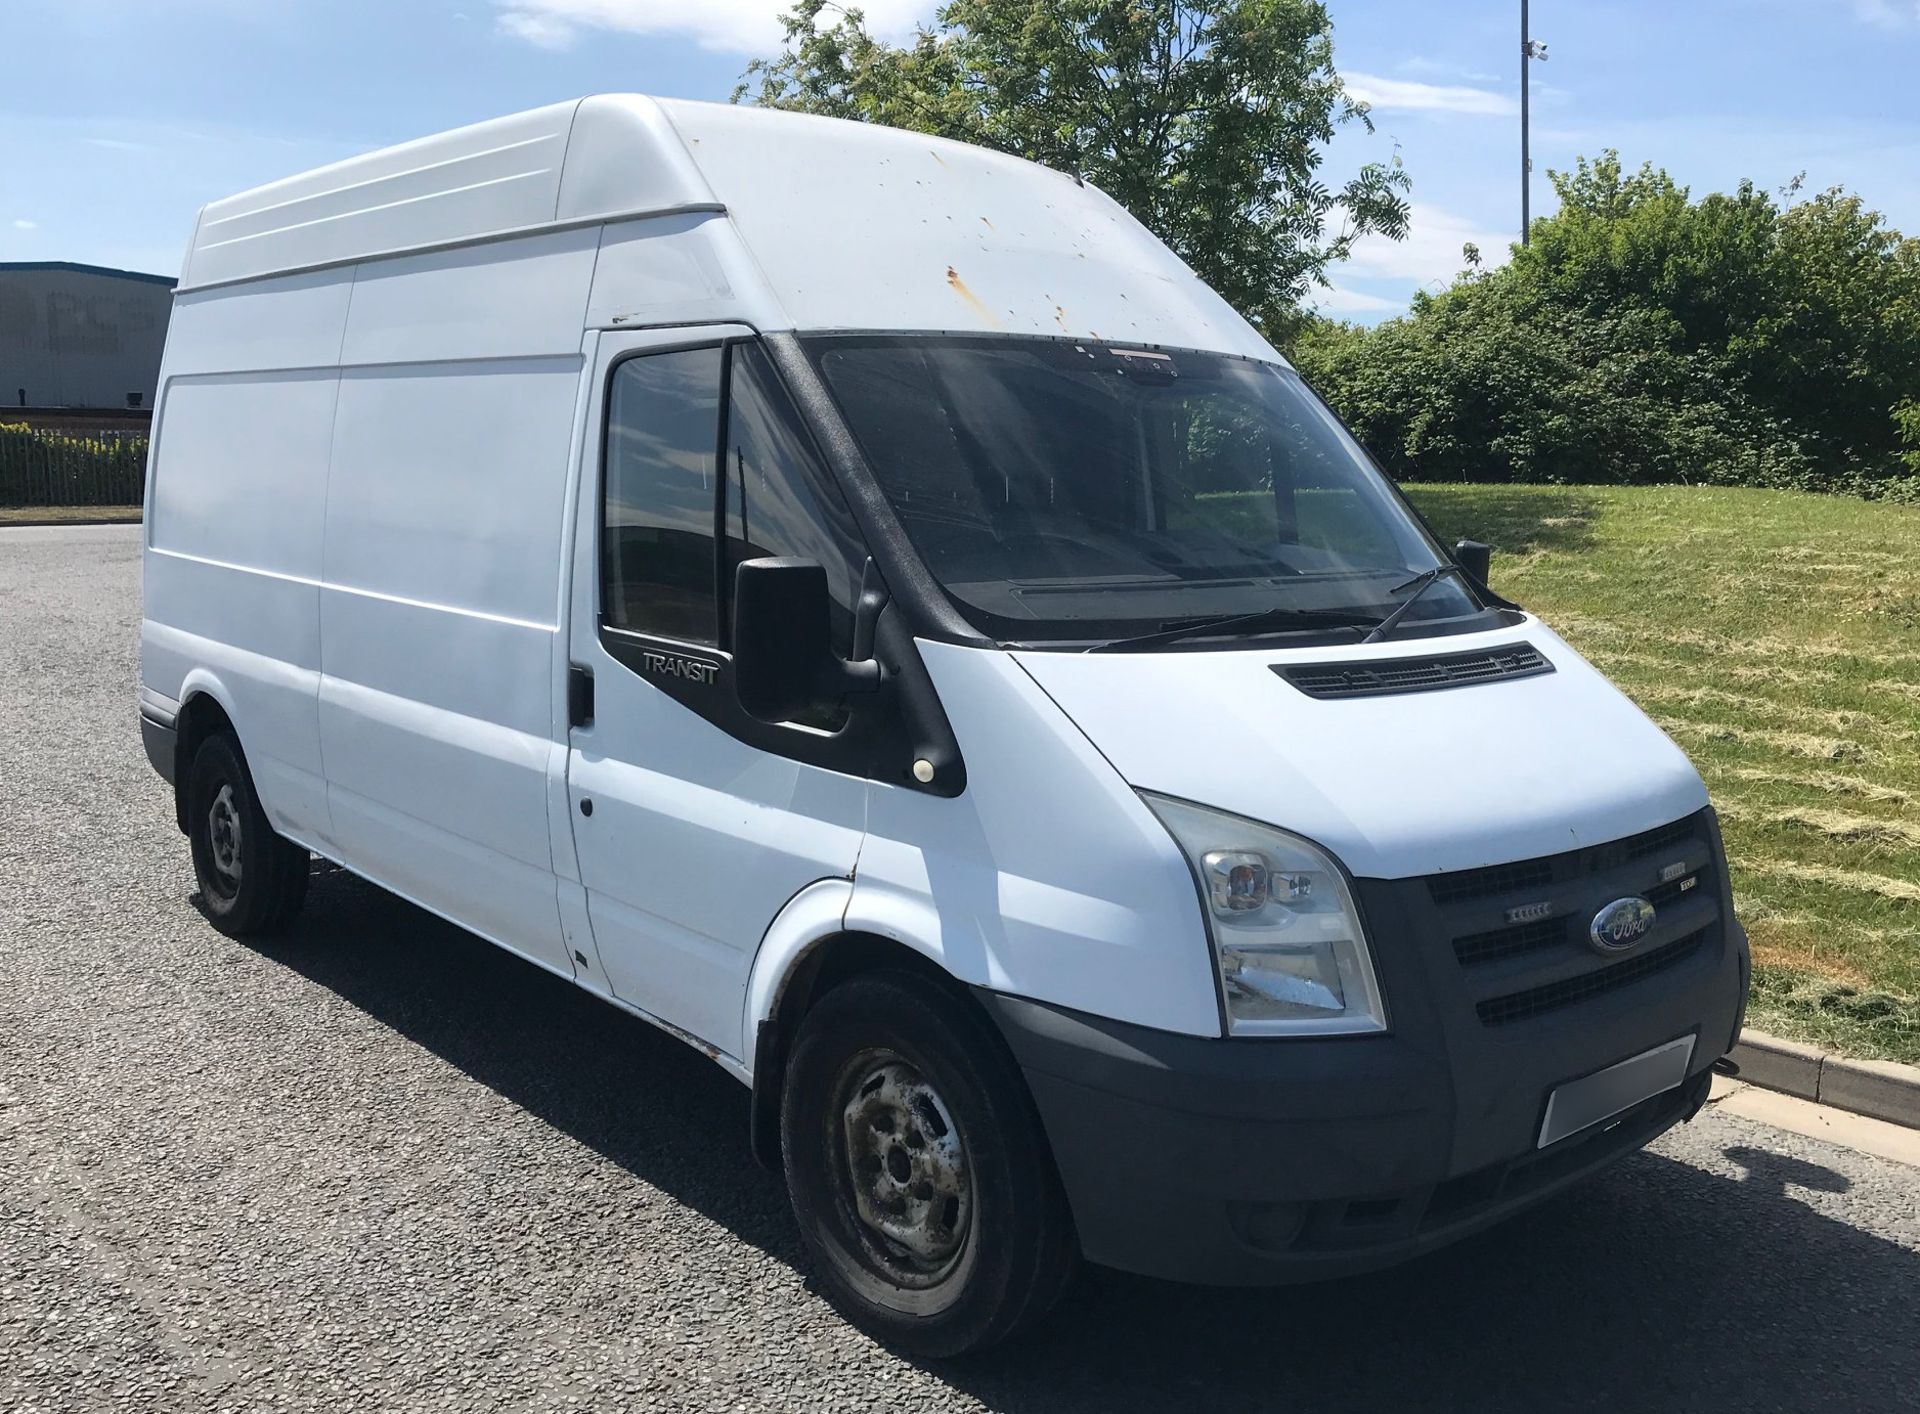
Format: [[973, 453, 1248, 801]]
[[140, 709, 176, 785], [975, 921, 1743, 1286]]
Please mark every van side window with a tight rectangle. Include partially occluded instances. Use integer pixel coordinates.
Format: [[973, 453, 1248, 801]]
[[602, 346, 725, 646], [723, 343, 865, 660]]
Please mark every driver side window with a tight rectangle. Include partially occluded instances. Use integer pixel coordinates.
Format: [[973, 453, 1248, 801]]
[[601, 341, 864, 659], [602, 346, 724, 646]]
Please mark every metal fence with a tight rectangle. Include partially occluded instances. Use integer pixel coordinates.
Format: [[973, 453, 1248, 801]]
[[0, 423, 147, 507]]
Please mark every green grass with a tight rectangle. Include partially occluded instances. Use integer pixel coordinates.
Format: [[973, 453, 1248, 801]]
[[1403, 483, 1920, 1064]]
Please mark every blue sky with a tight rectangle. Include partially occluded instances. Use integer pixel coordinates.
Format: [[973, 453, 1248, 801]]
[[4, 0, 1919, 323]]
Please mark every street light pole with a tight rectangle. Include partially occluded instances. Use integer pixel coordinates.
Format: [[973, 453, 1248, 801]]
[[1521, 1, 1547, 246], [1521, 0, 1530, 244]]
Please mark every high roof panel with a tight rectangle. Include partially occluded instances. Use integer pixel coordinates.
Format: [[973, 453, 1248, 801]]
[[655, 99, 1273, 356], [174, 94, 1276, 361], [182, 102, 580, 289], [178, 97, 723, 292]]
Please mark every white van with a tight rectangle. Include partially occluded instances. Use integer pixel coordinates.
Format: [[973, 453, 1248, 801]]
[[140, 95, 1748, 1355]]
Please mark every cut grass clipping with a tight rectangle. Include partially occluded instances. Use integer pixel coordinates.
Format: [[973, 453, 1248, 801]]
[[1407, 484, 1920, 1065]]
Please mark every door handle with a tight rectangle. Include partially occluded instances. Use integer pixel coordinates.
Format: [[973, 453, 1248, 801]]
[[568, 664, 594, 728]]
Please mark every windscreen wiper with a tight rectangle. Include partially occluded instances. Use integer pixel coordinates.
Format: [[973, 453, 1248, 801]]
[[1362, 563, 1475, 643], [1086, 606, 1382, 654]]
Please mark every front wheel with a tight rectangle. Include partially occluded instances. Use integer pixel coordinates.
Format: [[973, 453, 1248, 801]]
[[780, 970, 1076, 1357], [185, 732, 309, 937]]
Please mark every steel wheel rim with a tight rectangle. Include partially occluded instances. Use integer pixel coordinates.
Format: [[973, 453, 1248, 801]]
[[833, 1050, 973, 1288], [206, 783, 243, 896]]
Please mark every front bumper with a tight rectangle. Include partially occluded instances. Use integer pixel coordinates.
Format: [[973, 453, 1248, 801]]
[[981, 989, 1725, 1285], [976, 811, 1749, 1286]]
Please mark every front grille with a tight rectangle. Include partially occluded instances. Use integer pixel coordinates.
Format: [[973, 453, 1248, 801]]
[[1476, 928, 1710, 1026], [1453, 916, 1563, 966], [1589, 818, 1694, 873], [1646, 871, 1704, 908], [1427, 815, 1707, 909], [1275, 643, 1553, 701], [1420, 810, 1724, 1029], [1430, 858, 1555, 906]]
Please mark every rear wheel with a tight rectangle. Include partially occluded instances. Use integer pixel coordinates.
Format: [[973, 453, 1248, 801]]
[[780, 970, 1076, 1357], [185, 732, 309, 937]]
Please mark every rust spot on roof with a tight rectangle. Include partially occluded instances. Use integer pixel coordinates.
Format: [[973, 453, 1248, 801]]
[[930, 150, 948, 167], [1054, 305, 1069, 330], [944, 266, 1001, 328], [980, 216, 994, 230]]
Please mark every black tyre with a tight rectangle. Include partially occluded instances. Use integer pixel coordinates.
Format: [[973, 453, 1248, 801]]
[[781, 969, 1076, 1357], [185, 732, 309, 938]]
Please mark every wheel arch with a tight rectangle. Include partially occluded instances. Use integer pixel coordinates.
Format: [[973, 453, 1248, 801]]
[[744, 889, 999, 1173], [170, 676, 242, 833]]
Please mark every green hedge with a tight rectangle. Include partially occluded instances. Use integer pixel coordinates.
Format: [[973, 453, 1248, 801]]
[[1291, 156, 1920, 503], [0, 423, 147, 507]]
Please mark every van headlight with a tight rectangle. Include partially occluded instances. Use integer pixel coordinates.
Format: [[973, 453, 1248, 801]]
[[1141, 793, 1386, 1037]]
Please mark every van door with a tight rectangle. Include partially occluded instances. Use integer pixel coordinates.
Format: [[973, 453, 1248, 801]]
[[564, 328, 870, 1060]]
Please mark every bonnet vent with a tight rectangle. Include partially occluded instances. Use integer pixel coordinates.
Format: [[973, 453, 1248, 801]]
[[1275, 643, 1554, 700]]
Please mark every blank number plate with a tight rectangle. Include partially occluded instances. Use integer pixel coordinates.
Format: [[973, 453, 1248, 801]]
[[1538, 1035, 1696, 1149]]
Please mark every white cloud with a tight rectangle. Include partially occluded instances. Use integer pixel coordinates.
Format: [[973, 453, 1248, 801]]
[[1850, 0, 1920, 25], [494, 0, 934, 53], [1311, 284, 1405, 316], [1397, 56, 1500, 85], [1344, 202, 1513, 287], [1345, 72, 1515, 117], [11, 219, 38, 231]]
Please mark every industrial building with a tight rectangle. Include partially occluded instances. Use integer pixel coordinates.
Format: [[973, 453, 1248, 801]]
[[0, 260, 175, 415]]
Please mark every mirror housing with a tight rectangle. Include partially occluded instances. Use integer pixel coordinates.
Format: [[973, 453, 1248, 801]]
[[733, 557, 880, 724], [1454, 538, 1492, 586]]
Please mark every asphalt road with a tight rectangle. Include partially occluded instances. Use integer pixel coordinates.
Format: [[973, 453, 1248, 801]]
[[3, 523, 1917, 1414]]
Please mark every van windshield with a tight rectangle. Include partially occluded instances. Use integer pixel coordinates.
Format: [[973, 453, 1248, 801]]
[[805, 334, 1486, 646]]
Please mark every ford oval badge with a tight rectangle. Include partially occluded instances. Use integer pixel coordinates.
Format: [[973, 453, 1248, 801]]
[[1589, 897, 1656, 954]]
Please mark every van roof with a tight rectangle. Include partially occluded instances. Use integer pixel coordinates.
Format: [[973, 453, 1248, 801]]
[[178, 95, 1275, 358]]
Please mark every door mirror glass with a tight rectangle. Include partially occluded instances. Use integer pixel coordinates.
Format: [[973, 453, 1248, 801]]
[[733, 557, 829, 723], [734, 557, 880, 724]]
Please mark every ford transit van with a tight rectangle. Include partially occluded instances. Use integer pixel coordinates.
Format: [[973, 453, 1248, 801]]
[[139, 96, 1749, 1355]]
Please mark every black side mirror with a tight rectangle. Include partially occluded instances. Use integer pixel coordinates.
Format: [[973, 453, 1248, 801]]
[[1454, 538, 1492, 586], [733, 557, 881, 725]]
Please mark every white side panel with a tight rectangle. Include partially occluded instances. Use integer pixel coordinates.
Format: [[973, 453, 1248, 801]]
[[147, 371, 336, 573], [325, 358, 581, 624], [658, 98, 1278, 358], [185, 102, 578, 289], [847, 641, 1222, 1039], [318, 593, 557, 872], [340, 228, 599, 365], [161, 268, 356, 376], [318, 349, 584, 976], [1013, 621, 1711, 881], [323, 782, 566, 966], [143, 365, 337, 842]]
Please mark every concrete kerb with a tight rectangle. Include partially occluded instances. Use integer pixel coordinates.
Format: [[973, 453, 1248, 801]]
[[1727, 1029, 1920, 1131], [0, 513, 143, 527]]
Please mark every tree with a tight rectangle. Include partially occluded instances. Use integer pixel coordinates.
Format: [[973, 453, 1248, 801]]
[[1294, 152, 1920, 499], [738, 0, 1410, 338]]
